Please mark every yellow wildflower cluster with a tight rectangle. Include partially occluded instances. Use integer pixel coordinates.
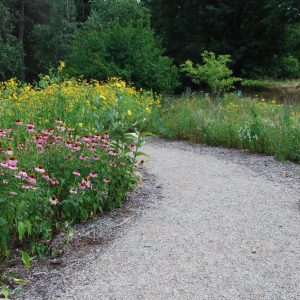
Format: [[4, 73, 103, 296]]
[[0, 76, 159, 128]]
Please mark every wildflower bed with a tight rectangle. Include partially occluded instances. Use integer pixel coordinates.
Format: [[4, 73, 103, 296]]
[[149, 93, 300, 162], [0, 74, 158, 269]]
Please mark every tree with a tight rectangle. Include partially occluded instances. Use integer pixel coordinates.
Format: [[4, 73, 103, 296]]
[[0, 1, 24, 80], [66, 0, 178, 92], [31, 0, 77, 73], [181, 51, 241, 94], [144, 0, 300, 78]]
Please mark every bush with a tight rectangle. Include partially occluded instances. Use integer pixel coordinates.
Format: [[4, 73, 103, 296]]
[[65, 0, 178, 93], [280, 55, 300, 78], [66, 24, 178, 93], [180, 51, 240, 95]]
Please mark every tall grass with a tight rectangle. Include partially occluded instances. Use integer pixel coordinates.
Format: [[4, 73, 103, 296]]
[[148, 93, 300, 162]]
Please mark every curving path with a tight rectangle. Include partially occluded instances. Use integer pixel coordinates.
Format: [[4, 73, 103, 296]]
[[23, 139, 300, 300]]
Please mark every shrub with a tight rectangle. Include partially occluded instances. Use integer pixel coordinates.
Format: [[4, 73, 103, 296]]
[[180, 51, 241, 95], [66, 24, 178, 93], [280, 55, 300, 78]]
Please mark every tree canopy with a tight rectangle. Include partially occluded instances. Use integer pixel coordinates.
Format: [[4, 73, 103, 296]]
[[0, 0, 299, 87]]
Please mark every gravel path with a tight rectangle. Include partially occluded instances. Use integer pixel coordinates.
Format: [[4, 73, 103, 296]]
[[21, 139, 300, 299]]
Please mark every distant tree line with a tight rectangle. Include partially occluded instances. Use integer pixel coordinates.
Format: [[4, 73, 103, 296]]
[[0, 0, 299, 92]]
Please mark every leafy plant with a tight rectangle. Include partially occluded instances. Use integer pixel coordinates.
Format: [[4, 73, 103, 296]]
[[180, 51, 241, 95]]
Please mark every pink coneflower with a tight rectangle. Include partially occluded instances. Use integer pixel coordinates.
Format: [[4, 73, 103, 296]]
[[108, 150, 118, 157], [70, 188, 78, 194], [49, 196, 58, 205], [71, 144, 81, 152], [27, 123, 35, 133], [86, 181, 93, 189], [8, 136, 14, 141], [120, 161, 126, 166], [93, 155, 100, 161], [130, 144, 136, 151], [82, 135, 91, 143], [109, 161, 117, 168], [93, 133, 101, 141], [34, 165, 45, 173], [22, 185, 36, 190], [8, 165, 17, 170], [50, 178, 59, 185], [79, 181, 87, 190], [0, 162, 8, 168], [73, 170, 81, 176], [42, 172, 50, 180], [139, 159, 145, 165], [8, 157, 18, 167], [103, 132, 109, 139], [82, 176, 89, 183], [55, 118, 63, 124], [79, 154, 87, 161], [17, 143, 24, 151], [57, 126, 66, 132], [65, 140, 73, 148], [89, 171, 98, 178], [10, 191, 17, 196], [18, 168, 27, 178], [55, 135, 63, 142], [103, 178, 111, 184], [0, 130, 6, 138], [5, 148, 13, 156], [16, 119, 23, 125], [25, 174, 37, 184], [3, 179, 9, 184], [37, 143, 44, 150], [88, 146, 96, 152]]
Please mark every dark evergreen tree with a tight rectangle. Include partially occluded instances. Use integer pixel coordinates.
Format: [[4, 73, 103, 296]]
[[144, 0, 300, 77]]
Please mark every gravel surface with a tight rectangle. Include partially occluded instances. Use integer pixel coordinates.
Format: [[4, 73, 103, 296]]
[[18, 138, 300, 299]]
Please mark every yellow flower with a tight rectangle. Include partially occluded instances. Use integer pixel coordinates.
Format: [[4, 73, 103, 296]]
[[79, 123, 84, 128], [145, 107, 151, 113], [127, 109, 132, 116], [58, 61, 65, 71]]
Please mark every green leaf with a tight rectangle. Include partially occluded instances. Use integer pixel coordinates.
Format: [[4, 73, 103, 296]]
[[18, 222, 26, 241], [20, 251, 31, 270], [13, 278, 30, 285], [135, 151, 150, 157], [140, 131, 154, 137], [1, 285, 9, 299], [24, 220, 32, 236]]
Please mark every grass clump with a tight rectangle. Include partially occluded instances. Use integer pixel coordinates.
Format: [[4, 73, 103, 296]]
[[148, 93, 300, 162]]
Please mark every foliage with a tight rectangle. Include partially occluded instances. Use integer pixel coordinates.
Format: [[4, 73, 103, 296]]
[[0, 68, 158, 265], [144, 0, 300, 78], [89, 0, 150, 28], [31, 0, 77, 73], [148, 94, 300, 162], [0, 2, 24, 80], [181, 52, 241, 94], [66, 23, 178, 93], [280, 55, 300, 78]]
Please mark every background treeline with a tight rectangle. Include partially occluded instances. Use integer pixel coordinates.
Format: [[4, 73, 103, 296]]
[[0, 0, 300, 92]]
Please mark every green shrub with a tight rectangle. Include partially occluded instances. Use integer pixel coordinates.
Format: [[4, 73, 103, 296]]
[[280, 55, 300, 78], [180, 51, 241, 95]]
